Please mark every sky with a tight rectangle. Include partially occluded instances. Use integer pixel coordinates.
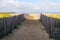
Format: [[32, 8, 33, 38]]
[[0, 0, 60, 13]]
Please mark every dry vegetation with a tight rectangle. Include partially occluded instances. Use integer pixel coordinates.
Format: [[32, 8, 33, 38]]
[[43, 14, 60, 19], [24, 14, 40, 20], [0, 12, 20, 18]]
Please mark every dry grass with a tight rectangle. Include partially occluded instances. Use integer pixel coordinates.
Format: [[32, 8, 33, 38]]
[[0, 12, 20, 18], [43, 14, 60, 19], [24, 14, 40, 20]]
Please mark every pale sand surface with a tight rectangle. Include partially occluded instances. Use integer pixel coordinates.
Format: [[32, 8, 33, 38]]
[[2, 20, 55, 40]]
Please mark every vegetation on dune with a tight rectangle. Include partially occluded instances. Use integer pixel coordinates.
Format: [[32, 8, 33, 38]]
[[11, 14, 20, 16], [0, 12, 12, 18], [44, 14, 60, 19], [0, 12, 20, 18]]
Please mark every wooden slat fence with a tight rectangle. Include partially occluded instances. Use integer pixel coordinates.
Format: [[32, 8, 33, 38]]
[[40, 14, 60, 40], [0, 14, 25, 39]]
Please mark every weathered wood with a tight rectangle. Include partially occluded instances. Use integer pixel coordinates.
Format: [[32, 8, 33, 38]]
[[40, 14, 60, 39], [0, 14, 25, 39]]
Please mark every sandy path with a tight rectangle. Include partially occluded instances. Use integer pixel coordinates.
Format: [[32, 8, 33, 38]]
[[2, 20, 55, 40]]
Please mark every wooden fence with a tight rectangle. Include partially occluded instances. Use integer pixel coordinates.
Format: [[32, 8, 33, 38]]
[[40, 14, 60, 40], [0, 14, 25, 39]]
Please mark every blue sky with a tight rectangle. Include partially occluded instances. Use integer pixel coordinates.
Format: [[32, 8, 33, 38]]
[[49, 0, 60, 3], [20, 0, 44, 3], [20, 0, 60, 3], [0, 0, 60, 13]]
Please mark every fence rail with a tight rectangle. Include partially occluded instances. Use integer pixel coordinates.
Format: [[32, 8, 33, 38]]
[[0, 14, 25, 39], [40, 14, 60, 40]]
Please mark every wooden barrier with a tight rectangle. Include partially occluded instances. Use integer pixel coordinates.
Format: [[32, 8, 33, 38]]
[[0, 14, 25, 39], [40, 14, 60, 40]]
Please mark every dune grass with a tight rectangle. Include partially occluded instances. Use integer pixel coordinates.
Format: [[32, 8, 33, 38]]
[[0, 12, 12, 18], [44, 14, 60, 19], [0, 12, 20, 18]]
